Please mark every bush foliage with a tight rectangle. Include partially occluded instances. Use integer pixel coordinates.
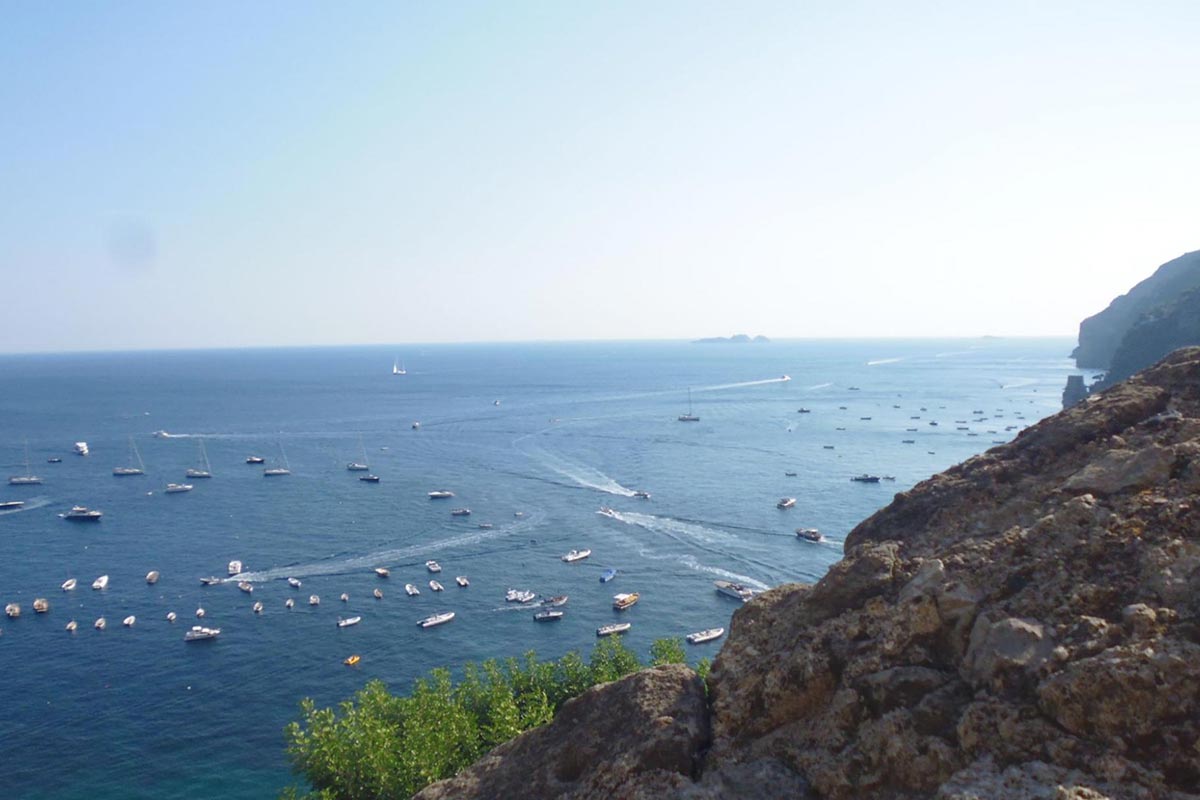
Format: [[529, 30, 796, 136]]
[[283, 637, 698, 800]]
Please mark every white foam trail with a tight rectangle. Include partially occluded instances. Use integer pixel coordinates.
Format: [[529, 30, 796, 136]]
[[234, 514, 541, 583], [627, 544, 770, 591], [0, 497, 51, 515], [698, 376, 792, 391], [608, 510, 735, 545], [805, 382, 832, 390], [1001, 378, 1037, 390], [866, 357, 904, 366], [527, 447, 635, 497]]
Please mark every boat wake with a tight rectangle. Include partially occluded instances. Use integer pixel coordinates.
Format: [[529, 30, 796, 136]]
[[699, 376, 792, 391], [1000, 378, 1038, 390], [626, 546, 770, 591], [0, 497, 51, 515], [601, 510, 781, 581], [524, 447, 636, 497], [805, 382, 832, 390], [866, 357, 904, 366]]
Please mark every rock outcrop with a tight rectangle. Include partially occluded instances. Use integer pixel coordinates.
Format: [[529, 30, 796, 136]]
[[417, 349, 1200, 799]]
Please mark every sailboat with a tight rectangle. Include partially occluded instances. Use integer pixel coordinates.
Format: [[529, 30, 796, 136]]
[[678, 388, 700, 422], [346, 435, 369, 471], [8, 439, 42, 485], [392, 358, 407, 376], [263, 439, 291, 476], [186, 439, 213, 479], [113, 437, 146, 476]]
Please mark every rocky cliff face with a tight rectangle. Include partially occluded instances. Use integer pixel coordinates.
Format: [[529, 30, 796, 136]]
[[417, 349, 1200, 800], [1073, 250, 1200, 369], [1099, 288, 1200, 390]]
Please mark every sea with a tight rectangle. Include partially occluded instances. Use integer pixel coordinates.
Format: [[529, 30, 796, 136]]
[[0, 338, 1082, 799]]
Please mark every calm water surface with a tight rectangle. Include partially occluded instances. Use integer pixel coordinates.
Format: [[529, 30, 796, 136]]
[[0, 339, 1079, 798]]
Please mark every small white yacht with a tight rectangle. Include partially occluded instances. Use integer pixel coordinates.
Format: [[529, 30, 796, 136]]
[[714, 580, 755, 602], [796, 528, 824, 543], [561, 549, 592, 563], [597, 507, 618, 519], [0, 500, 25, 511], [146, 570, 160, 584], [186, 439, 213, 479], [373, 588, 383, 599], [337, 616, 362, 628], [633, 490, 651, 499], [287, 577, 302, 588], [309, 595, 320, 606], [417, 611, 455, 628], [340, 593, 349, 602], [686, 627, 725, 644], [123, 615, 136, 627], [5, 603, 19, 619], [425, 560, 442, 573], [165, 483, 193, 493], [405, 583, 420, 596], [94, 617, 106, 630], [184, 625, 220, 641], [228, 560, 243, 576], [253, 601, 263, 614], [200, 576, 222, 585], [427, 489, 453, 499], [285, 598, 295, 609], [92, 575, 109, 590], [455, 576, 470, 587], [112, 437, 147, 476], [777, 497, 796, 509], [74, 442, 89, 456], [65, 620, 78, 632], [238, 581, 254, 594], [597, 622, 631, 637], [450, 508, 471, 516], [166, 611, 177, 622], [33, 598, 49, 613], [429, 580, 444, 591], [374, 567, 390, 578], [63, 505, 102, 521], [541, 595, 568, 607], [195, 607, 206, 618], [61, 578, 77, 591], [534, 610, 564, 622]]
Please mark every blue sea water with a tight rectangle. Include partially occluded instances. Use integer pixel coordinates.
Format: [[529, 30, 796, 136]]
[[0, 338, 1080, 799]]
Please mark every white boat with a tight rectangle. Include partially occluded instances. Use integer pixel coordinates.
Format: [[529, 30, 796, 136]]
[[541, 595, 568, 607], [534, 610, 564, 622], [33, 598, 49, 613], [253, 601, 263, 613], [246, 455, 265, 464], [92, 575, 109, 590], [597, 622, 631, 637], [61, 578, 77, 591], [450, 508, 471, 516], [633, 490, 651, 499], [263, 440, 291, 476], [238, 581, 254, 594], [796, 528, 823, 543], [505, 588, 537, 603], [165, 483, 193, 493], [287, 577, 302, 588], [777, 497, 796, 509], [392, 358, 407, 376], [228, 560, 243, 576], [94, 617, 106, 630], [285, 598, 295, 609], [561, 549, 592, 563], [678, 388, 700, 422], [597, 507, 618, 519], [146, 570, 160, 584], [600, 569, 617, 583], [200, 576, 222, 586], [851, 474, 882, 483], [613, 592, 639, 610], [166, 611, 177, 622], [4, 603, 19, 618], [411, 421, 420, 430], [686, 627, 725, 644], [123, 615, 136, 627], [112, 436, 146, 476], [7, 439, 42, 485], [427, 490, 454, 499], [477, 522, 493, 529], [184, 625, 220, 641], [374, 568, 389, 578], [781, 375, 791, 382], [429, 580, 444, 591], [65, 620, 78, 632], [455, 576, 470, 587], [186, 439, 213, 479], [714, 580, 755, 602], [346, 435, 370, 471], [417, 611, 454, 628], [196, 607, 206, 618], [337, 616, 362, 628], [373, 588, 383, 599], [0, 500, 25, 511], [63, 505, 102, 521], [425, 560, 442, 573], [340, 592, 349, 602], [74, 441, 89, 456], [309, 595, 320, 606], [405, 583, 420, 596]]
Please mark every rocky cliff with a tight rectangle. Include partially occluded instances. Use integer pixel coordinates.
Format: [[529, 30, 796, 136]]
[[1099, 288, 1200, 390], [1074, 250, 1200, 369], [417, 349, 1200, 799]]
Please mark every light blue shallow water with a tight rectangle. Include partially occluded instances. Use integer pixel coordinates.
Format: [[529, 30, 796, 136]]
[[0, 339, 1079, 798]]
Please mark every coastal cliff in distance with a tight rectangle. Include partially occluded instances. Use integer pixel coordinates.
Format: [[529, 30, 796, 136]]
[[692, 334, 771, 344], [418, 349, 1200, 799], [1074, 250, 1200, 369]]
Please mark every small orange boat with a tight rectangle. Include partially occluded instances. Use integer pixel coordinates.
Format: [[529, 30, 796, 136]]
[[344, 654, 361, 666]]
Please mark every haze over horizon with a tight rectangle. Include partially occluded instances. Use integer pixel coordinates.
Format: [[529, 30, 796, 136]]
[[2, 2, 1198, 354]]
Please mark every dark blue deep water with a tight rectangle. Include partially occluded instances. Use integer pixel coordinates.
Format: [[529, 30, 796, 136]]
[[0, 339, 1079, 798]]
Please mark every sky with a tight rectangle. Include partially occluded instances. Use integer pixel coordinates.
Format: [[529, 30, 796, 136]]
[[1, 1, 1198, 353]]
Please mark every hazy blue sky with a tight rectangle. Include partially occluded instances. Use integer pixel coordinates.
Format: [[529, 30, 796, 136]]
[[2, 1, 1198, 352]]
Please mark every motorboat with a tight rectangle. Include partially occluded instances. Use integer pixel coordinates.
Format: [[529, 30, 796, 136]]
[[309, 595, 320, 606], [429, 580, 444, 591], [686, 627, 725, 644], [33, 598, 49, 613], [797, 408, 811, 414], [238, 581, 254, 594], [74, 442, 89, 456], [112, 437, 146, 476], [65, 620, 78, 632], [425, 560, 442, 573], [245, 455, 265, 464], [373, 588, 383, 599], [153, 430, 171, 438], [417, 611, 455, 628], [288, 577, 302, 588], [61, 578, 77, 591], [200, 576, 222, 586], [427, 490, 453, 499], [450, 508, 471, 516], [123, 615, 136, 627], [196, 607, 206, 618], [411, 422, 421, 430], [633, 490, 651, 499], [541, 595, 568, 607], [165, 483, 193, 493], [228, 560, 243, 576], [184, 625, 220, 641], [146, 571, 160, 584], [493, 399, 501, 406], [514, 511, 525, 517], [92, 575, 109, 590], [253, 601, 263, 613], [94, 617, 106, 630], [285, 598, 295, 609], [505, 588, 536, 603], [850, 474, 882, 483], [346, 462, 369, 472], [359, 474, 380, 483], [599, 569, 617, 583], [714, 580, 755, 602], [777, 498, 796, 509], [612, 592, 639, 610], [345, 654, 361, 666], [166, 611, 177, 622], [561, 549, 591, 563], [597, 507, 618, 519], [477, 522, 493, 529], [784, 471, 798, 477], [63, 505, 102, 521], [0, 500, 25, 511], [340, 592, 349, 602], [5, 603, 19, 619], [781, 375, 791, 381], [374, 568, 389, 578], [796, 528, 824, 543], [337, 616, 362, 628], [263, 466, 291, 476], [405, 584, 420, 596], [534, 610, 564, 622], [596, 622, 631, 637], [47, 457, 62, 463], [455, 576, 470, 587]]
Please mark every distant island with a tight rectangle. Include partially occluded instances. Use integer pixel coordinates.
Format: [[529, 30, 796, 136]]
[[692, 334, 770, 344]]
